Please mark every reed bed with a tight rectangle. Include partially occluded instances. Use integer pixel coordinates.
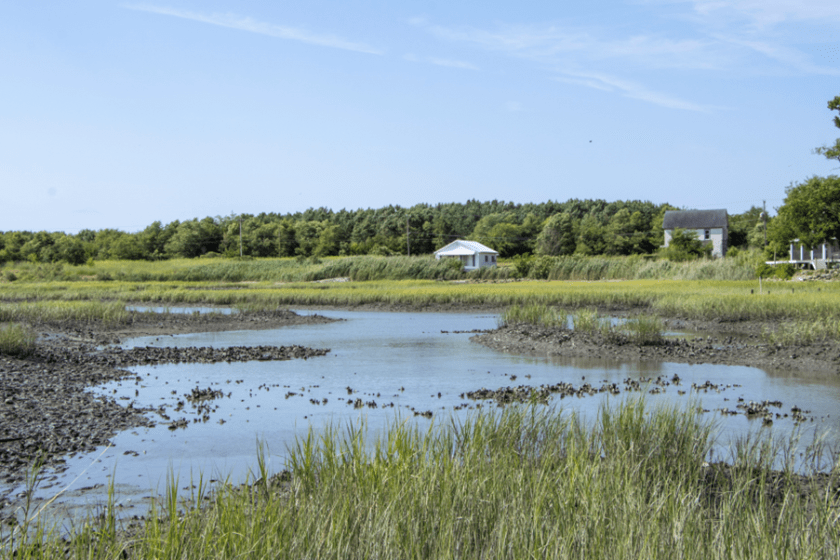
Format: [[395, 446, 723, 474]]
[[5, 400, 838, 559], [0, 256, 510, 284], [1, 254, 756, 284], [540, 254, 756, 281]]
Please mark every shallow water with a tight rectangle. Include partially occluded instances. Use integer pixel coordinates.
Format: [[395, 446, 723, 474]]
[[3, 310, 839, 522], [126, 305, 239, 315]]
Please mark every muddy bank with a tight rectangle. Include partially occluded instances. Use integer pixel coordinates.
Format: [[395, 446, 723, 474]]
[[0, 310, 335, 488], [471, 323, 840, 376]]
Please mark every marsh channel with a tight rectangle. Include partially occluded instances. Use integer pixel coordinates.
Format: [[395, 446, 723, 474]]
[[3, 308, 840, 526]]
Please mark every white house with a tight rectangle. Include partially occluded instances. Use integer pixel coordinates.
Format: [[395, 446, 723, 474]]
[[434, 240, 498, 270], [662, 209, 729, 258]]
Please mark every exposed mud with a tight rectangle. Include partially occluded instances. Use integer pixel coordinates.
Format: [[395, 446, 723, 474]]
[[0, 310, 336, 488], [471, 323, 840, 377]]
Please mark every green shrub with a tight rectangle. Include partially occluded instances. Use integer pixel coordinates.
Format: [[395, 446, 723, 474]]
[[4, 270, 17, 282], [774, 263, 796, 279], [511, 254, 533, 278], [755, 263, 774, 278], [529, 256, 554, 279]]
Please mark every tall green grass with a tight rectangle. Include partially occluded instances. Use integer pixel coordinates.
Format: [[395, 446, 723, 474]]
[[1, 256, 511, 284], [497, 303, 566, 328], [618, 315, 664, 345], [524, 254, 756, 281], [5, 400, 838, 559], [1, 254, 757, 284]]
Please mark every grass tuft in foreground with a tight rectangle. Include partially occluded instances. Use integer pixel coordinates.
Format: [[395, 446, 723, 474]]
[[0, 323, 36, 357], [5, 400, 838, 559], [497, 303, 566, 328]]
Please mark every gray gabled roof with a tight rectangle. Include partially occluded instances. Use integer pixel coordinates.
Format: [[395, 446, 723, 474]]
[[663, 209, 728, 230]]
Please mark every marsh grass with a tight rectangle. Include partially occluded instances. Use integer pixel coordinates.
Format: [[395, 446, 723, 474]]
[[497, 303, 566, 328], [572, 307, 599, 334], [3, 277, 840, 336], [1, 256, 511, 284], [540, 254, 755, 281], [5, 400, 838, 559], [761, 319, 840, 345], [0, 323, 37, 356], [1, 254, 756, 284], [0, 301, 130, 325], [617, 315, 664, 345]]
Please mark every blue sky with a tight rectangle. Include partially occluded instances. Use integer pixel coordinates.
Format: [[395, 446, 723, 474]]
[[2, 1, 839, 233]]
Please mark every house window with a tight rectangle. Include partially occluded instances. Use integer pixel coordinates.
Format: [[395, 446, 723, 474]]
[[704, 229, 710, 240]]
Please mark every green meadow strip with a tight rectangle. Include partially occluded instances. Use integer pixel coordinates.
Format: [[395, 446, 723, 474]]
[[3, 277, 840, 332]]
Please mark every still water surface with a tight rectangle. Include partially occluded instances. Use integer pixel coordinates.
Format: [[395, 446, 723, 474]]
[[6, 310, 840, 518]]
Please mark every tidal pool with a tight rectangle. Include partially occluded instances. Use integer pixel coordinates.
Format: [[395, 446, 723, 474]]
[[5, 310, 840, 522]]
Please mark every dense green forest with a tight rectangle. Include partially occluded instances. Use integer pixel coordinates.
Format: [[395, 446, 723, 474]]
[[0, 199, 770, 265]]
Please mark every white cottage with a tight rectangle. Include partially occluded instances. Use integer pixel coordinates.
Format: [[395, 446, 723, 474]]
[[434, 240, 498, 270], [662, 209, 729, 258]]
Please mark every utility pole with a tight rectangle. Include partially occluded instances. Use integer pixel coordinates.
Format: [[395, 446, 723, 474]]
[[761, 200, 767, 248], [406, 217, 410, 257], [239, 216, 243, 258]]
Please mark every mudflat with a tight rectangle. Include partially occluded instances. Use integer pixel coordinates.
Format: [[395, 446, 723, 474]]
[[0, 309, 336, 487]]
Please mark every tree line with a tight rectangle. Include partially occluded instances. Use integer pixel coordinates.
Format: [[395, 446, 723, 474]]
[[0, 198, 774, 265]]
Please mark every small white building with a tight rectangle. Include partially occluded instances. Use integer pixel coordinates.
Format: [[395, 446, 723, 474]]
[[434, 240, 498, 270], [662, 209, 729, 258]]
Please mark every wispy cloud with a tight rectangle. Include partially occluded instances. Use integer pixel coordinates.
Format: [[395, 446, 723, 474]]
[[683, 0, 840, 28], [412, 6, 837, 111], [414, 20, 716, 111], [554, 71, 712, 112], [404, 53, 479, 70], [419, 22, 725, 71], [714, 34, 840, 76], [124, 4, 383, 55]]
